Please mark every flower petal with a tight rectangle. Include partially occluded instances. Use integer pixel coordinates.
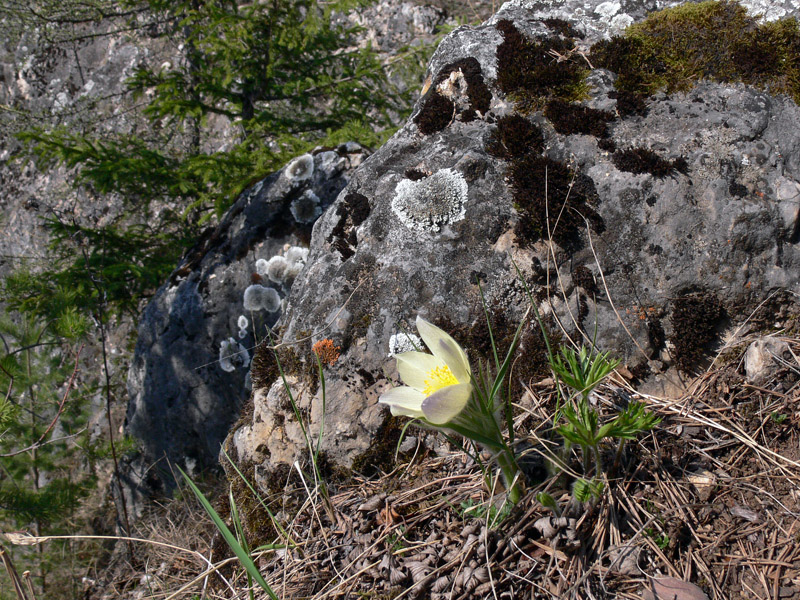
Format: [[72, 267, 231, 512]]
[[388, 404, 423, 419], [396, 351, 443, 391], [416, 316, 471, 383], [421, 382, 472, 425], [378, 386, 426, 419]]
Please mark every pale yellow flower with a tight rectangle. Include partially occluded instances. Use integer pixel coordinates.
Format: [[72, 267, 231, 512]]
[[379, 316, 472, 425]]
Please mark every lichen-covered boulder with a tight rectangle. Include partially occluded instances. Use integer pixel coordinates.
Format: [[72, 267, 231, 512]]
[[123, 144, 366, 502], [228, 0, 800, 488]]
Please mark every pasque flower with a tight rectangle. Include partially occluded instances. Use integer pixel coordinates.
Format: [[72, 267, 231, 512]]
[[379, 316, 472, 425]]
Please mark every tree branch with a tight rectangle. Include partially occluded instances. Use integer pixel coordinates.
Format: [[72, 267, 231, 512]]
[[0, 344, 83, 458]]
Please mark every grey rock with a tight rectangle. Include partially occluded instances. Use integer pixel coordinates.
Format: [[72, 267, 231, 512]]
[[346, 0, 446, 52], [228, 0, 800, 482], [744, 336, 792, 384], [124, 145, 366, 495], [499, 0, 800, 47]]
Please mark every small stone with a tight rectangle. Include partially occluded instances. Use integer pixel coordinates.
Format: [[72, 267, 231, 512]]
[[686, 468, 716, 502], [607, 544, 641, 575], [744, 336, 790, 385]]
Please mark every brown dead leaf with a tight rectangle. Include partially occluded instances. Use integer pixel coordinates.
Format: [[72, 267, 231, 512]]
[[642, 577, 710, 600], [377, 505, 399, 526]]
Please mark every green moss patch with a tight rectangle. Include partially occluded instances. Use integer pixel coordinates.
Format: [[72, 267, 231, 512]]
[[495, 19, 589, 111], [591, 1, 800, 105], [220, 449, 280, 549]]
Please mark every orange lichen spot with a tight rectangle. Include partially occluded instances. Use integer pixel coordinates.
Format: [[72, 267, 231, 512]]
[[313, 339, 341, 366], [628, 305, 658, 320]]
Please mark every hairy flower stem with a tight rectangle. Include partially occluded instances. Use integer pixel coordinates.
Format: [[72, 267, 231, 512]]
[[594, 448, 603, 480], [496, 445, 523, 505], [610, 438, 626, 478], [582, 446, 592, 477]]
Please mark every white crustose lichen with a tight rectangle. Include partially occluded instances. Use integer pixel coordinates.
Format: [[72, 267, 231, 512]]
[[285, 153, 314, 182], [391, 168, 468, 232]]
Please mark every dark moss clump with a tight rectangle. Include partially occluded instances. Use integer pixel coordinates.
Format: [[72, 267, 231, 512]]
[[495, 19, 589, 110], [414, 57, 491, 134], [613, 148, 688, 177], [485, 114, 544, 160], [329, 192, 370, 260], [414, 91, 455, 135], [544, 99, 615, 138], [509, 155, 603, 250], [439, 311, 563, 400], [647, 317, 666, 354], [597, 137, 617, 153], [591, 0, 800, 105], [312, 451, 351, 484], [670, 291, 725, 373], [351, 416, 409, 477], [729, 181, 748, 198], [404, 168, 429, 181], [442, 57, 492, 121], [250, 337, 280, 390], [543, 18, 583, 39], [608, 90, 649, 117], [730, 289, 800, 336], [572, 264, 596, 293], [250, 337, 314, 391]]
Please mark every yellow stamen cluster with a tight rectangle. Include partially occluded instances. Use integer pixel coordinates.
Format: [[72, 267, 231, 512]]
[[423, 365, 458, 396]]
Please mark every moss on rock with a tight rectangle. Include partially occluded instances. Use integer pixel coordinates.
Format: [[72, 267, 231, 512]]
[[544, 99, 615, 138], [495, 19, 589, 111], [612, 147, 688, 178], [509, 155, 602, 250], [414, 57, 492, 134], [670, 291, 726, 373], [485, 114, 545, 160], [592, 1, 800, 105], [351, 415, 408, 477]]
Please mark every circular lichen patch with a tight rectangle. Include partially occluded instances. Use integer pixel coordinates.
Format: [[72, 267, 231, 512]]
[[391, 168, 468, 232]]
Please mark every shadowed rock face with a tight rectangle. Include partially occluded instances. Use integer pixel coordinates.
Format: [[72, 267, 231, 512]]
[[114, 0, 445, 509], [227, 0, 800, 487], [122, 145, 366, 505]]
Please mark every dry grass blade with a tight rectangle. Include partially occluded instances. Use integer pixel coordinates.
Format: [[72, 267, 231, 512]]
[[0, 545, 30, 600]]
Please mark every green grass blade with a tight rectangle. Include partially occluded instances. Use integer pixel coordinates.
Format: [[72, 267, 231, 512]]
[[476, 279, 500, 370], [229, 488, 255, 600], [487, 318, 525, 406], [221, 447, 295, 544], [395, 418, 419, 461], [313, 353, 326, 465], [178, 467, 279, 600]]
